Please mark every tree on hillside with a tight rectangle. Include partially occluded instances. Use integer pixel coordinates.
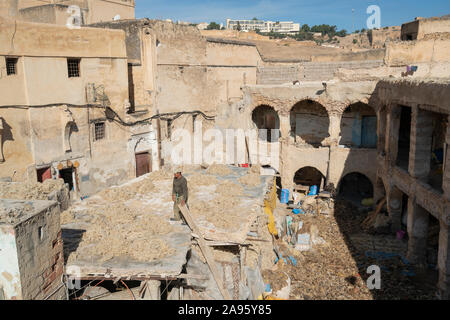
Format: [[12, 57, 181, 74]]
[[336, 29, 347, 37], [311, 24, 337, 37], [293, 31, 314, 41], [206, 22, 221, 30], [236, 21, 241, 31], [301, 24, 311, 32]]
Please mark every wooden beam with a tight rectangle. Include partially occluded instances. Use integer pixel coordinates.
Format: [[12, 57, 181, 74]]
[[179, 204, 232, 300], [68, 273, 208, 281], [191, 234, 249, 247]]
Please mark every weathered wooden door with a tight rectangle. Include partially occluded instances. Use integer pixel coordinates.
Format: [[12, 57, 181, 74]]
[[37, 167, 52, 182], [135, 152, 151, 177]]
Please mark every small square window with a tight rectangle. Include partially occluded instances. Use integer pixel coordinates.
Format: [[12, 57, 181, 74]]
[[6, 57, 18, 75], [67, 58, 80, 78], [94, 122, 105, 141]]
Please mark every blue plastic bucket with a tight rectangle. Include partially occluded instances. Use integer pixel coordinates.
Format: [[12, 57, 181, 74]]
[[281, 189, 290, 204]]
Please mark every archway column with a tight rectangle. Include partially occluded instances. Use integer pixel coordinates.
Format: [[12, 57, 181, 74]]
[[386, 104, 402, 164], [328, 111, 342, 146], [279, 114, 291, 142], [387, 187, 403, 234], [438, 219, 450, 299], [406, 198, 430, 266], [408, 106, 433, 181], [438, 120, 450, 298]]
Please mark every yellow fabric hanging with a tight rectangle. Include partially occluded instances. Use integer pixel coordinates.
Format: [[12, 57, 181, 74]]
[[265, 178, 278, 236]]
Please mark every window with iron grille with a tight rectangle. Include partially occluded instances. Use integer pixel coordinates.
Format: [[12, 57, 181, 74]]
[[94, 122, 105, 141], [67, 58, 80, 78], [6, 57, 18, 76]]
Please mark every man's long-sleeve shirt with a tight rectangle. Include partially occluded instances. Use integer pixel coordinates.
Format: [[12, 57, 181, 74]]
[[172, 176, 188, 202]]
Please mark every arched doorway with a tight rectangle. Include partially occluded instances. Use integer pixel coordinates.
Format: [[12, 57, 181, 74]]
[[293, 167, 325, 192], [252, 105, 280, 142], [340, 102, 377, 148], [338, 172, 374, 205], [290, 100, 329, 147]]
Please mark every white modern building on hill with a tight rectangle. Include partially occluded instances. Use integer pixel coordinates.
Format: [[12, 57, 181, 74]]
[[226, 18, 300, 33]]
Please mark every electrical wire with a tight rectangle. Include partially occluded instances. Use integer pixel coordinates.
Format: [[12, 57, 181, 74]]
[[69, 279, 97, 300], [0, 103, 216, 127], [75, 279, 105, 300], [120, 279, 136, 300]]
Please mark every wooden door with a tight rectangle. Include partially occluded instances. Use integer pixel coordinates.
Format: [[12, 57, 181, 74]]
[[135, 152, 151, 177], [37, 167, 52, 183], [361, 116, 377, 148]]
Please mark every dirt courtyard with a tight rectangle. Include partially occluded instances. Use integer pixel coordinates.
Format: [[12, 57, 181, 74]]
[[262, 199, 438, 300]]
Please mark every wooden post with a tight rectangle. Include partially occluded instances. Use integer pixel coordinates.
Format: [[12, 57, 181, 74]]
[[141, 280, 161, 300], [240, 245, 247, 286], [179, 204, 232, 300]]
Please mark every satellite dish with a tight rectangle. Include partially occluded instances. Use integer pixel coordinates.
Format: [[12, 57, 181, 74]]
[[113, 14, 121, 21]]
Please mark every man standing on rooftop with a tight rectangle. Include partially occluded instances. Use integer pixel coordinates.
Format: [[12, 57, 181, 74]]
[[171, 168, 188, 225]]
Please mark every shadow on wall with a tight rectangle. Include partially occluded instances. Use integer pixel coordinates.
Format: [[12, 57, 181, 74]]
[[61, 228, 86, 265], [293, 166, 325, 190], [252, 105, 280, 142], [340, 102, 377, 148], [0, 117, 14, 163], [333, 149, 439, 300], [290, 100, 330, 147]]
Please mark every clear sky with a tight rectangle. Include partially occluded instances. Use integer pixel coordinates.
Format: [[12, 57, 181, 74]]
[[135, 0, 450, 32]]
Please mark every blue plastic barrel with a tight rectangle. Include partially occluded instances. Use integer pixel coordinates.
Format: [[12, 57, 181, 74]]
[[308, 185, 318, 196], [281, 189, 290, 204]]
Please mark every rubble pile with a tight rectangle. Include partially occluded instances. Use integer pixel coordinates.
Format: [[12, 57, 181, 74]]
[[0, 179, 65, 200]]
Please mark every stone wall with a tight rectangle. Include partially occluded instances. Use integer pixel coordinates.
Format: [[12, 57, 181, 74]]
[[300, 60, 384, 81], [257, 65, 299, 85], [4, 0, 135, 25], [402, 16, 450, 40]]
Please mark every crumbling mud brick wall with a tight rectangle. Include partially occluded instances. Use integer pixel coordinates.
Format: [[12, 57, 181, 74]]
[[0, 17, 142, 195], [0, 199, 65, 300]]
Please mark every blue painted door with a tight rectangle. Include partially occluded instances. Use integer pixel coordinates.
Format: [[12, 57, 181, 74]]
[[361, 116, 377, 148]]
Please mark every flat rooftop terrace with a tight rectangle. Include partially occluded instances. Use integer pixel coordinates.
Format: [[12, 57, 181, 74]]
[[62, 165, 272, 281]]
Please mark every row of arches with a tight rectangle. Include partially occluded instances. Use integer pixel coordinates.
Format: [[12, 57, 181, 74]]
[[252, 100, 377, 148], [293, 166, 374, 204]]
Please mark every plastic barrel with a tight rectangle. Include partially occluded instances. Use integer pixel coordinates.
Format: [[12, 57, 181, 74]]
[[281, 189, 289, 204]]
